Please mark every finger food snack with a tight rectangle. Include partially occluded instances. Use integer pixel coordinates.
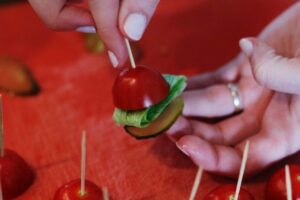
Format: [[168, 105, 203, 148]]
[[54, 179, 103, 200], [112, 66, 186, 139], [204, 184, 254, 200], [265, 164, 300, 199]]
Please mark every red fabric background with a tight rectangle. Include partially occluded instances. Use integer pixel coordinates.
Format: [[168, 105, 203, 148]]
[[0, 1, 296, 199]]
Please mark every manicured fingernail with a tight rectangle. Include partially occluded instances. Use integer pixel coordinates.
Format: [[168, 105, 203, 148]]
[[239, 38, 253, 56], [108, 51, 118, 68], [124, 13, 147, 40], [76, 26, 97, 33], [176, 143, 190, 157]]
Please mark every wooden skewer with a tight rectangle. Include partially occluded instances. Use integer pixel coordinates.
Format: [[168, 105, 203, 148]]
[[0, 94, 4, 157], [285, 165, 292, 200], [234, 141, 250, 200], [102, 186, 110, 200], [188, 166, 203, 200], [80, 130, 87, 196], [124, 38, 136, 69]]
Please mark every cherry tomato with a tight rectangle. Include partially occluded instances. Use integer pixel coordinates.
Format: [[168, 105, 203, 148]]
[[54, 179, 103, 200], [265, 164, 300, 199], [0, 149, 35, 199], [112, 66, 169, 110], [204, 184, 254, 200]]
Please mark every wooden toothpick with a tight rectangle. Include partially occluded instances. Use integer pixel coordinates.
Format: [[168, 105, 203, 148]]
[[80, 130, 87, 196], [124, 38, 136, 69], [285, 165, 293, 200], [0, 95, 4, 158], [102, 187, 110, 200], [189, 166, 203, 200], [234, 141, 250, 200]]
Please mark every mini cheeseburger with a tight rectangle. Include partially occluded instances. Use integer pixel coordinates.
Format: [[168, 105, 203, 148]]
[[112, 66, 186, 139]]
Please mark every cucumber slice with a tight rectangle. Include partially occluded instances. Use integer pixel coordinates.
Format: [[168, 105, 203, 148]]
[[124, 96, 184, 139]]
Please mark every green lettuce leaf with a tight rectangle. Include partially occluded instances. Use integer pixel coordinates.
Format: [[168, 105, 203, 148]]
[[113, 74, 187, 128]]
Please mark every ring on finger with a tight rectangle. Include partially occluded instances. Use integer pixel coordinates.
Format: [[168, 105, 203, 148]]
[[227, 83, 243, 113]]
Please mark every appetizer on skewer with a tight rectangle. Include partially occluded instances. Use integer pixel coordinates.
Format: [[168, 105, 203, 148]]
[[54, 132, 106, 200], [54, 179, 104, 200], [112, 39, 186, 139], [204, 184, 254, 200], [204, 141, 254, 200], [265, 164, 300, 199]]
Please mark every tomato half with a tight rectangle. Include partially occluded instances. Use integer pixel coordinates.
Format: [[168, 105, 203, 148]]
[[204, 184, 254, 200], [0, 149, 35, 199], [265, 164, 300, 200], [54, 179, 103, 200], [112, 66, 169, 110]]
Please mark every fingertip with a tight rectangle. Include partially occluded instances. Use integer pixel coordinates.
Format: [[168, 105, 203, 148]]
[[176, 135, 218, 170], [119, 0, 160, 40], [76, 26, 97, 33], [239, 37, 255, 57], [166, 116, 190, 135], [108, 51, 119, 68], [166, 116, 191, 142], [122, 13, 147, 41], [88, 0, 128, 68], [107, 42, 128, 68]]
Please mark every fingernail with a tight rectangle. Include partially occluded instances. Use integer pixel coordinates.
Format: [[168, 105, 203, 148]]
[[108, 51, 119, 68], [124, 13, 147, 40], [76, 26, 97, 33], [176, 143, 190, 157], [239, 38, 253, 56]]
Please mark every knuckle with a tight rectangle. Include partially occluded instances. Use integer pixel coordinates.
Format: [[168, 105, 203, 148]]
[[130, 0, 160, 14], [252, 60, 269, 87]]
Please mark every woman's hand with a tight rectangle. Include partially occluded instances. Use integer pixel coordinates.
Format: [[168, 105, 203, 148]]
[[28, 0, 159, 67], [167, 2, 300, 178]]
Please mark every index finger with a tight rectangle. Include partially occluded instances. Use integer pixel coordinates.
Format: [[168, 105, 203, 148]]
[[88, 0, 127, 67], [176, 129, 293, 178]]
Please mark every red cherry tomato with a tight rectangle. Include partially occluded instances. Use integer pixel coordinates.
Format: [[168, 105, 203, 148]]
[[112, 66, 169, 110], [54, 179, 103, 200], [265, 164, 300, 199], [0, 149, 35, 199], [204, 184, 254, 200]]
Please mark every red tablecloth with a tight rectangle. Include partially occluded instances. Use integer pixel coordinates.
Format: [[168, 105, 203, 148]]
[[0, 1, 295, 199]]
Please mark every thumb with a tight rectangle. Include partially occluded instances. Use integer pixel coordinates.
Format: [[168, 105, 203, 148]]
[[239, 37, 300, 95], [119, 0, 159, 41]]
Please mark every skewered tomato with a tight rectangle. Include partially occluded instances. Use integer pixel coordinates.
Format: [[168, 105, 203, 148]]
[[265, 164, 300, 199], [204, 184, 254, 200], [54, 179, 103, 200], [112, 66, 169, 110]]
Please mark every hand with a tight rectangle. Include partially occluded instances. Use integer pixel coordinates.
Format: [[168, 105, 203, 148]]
[[28, 0, 159, 67], [167, 2, 300, 178]]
